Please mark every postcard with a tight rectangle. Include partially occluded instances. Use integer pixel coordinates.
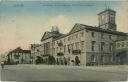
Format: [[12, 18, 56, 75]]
[[0, 0, 128, 81]]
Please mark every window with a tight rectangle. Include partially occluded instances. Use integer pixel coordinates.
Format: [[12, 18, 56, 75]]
[[109, 43, 113, 51], [109, 35, 112, 40], [53, 42, 55, 46], [37, 49, 39, 52], [57, 41, 58, 44], [68, 45, 70, 53], [92, 41, 96, 51], [71, 36, 73, 40], [71, 43, 74, 50], [101, 15, 104, 24], [110, 14, 114, 23], [122, 42, 125, 47], [117, 43, 120, 48], [75, 42, 79, 50], [81, 32, 84, 37], [101, 33, 104, 39], [64, 39, 65, 42], [100, 55, 103, 62], [78, 42, 80, 50], [91, 55, 95, 62], [109, 56, 113, 62], [56, 47, 58, 52], [14, 53, 20, 59], [86, 30, 88, 33], [68, 37, 70, 41], [53, 48, 55, 54], [76, 34, 78, 38], [101, 42, 105, 51], [64, 45, 66, 52], [81, 41, 84, 50], [60, 48, 62, 51], [91, 32, 95, 37], [60, 40, 62, 43]]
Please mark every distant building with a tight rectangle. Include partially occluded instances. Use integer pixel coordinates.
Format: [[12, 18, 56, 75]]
[[31, 9, 128, 66], [30, 44, 42, 64], [7, 47, 31, 64]]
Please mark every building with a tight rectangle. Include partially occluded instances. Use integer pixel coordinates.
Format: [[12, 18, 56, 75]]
[[116, 34, 128, 65], [31, 9, 127, 66], [30, 44, 42, 64], [7, 47, 31, 64]]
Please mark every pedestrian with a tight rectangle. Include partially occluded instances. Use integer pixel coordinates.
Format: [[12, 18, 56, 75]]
[[56, 58, 59, 65], [1, 61, 4, 69], [64, 57, 67, 65]]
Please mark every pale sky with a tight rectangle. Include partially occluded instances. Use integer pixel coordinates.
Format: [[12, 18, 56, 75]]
[[0, 1, 128, 54]]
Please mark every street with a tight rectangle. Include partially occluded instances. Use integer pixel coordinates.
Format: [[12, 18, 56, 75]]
[[0, 65, 128, 81]]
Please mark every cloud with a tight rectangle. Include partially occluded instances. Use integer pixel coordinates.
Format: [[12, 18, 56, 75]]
[[0, 15, 45, 53], [116, 1, 128, 32], [43, 15, 74, 33], [76, 15, 98, 27], [43, 15, 98, 34]]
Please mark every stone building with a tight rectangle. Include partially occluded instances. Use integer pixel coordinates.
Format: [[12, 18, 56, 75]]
[[7, 47, 31, 64], [31, 9, 127, 66], [30, 44, 42, 64], [116, 34, 128, 65]]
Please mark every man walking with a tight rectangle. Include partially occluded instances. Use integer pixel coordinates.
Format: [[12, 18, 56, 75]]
[[1, 61, 4, 69]]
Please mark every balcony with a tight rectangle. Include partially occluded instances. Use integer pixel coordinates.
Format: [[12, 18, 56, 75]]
[[57, 42, 63, 46], [57, 52, 64, 56], [43, 54, 50, 57], [72, 50, 81, 55]]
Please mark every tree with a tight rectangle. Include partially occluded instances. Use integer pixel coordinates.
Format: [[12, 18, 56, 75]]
[[0, 54, 8, 63], [48, 56, 55, 65], [1, 49, 12, 64], [35, 56, 43, 64]]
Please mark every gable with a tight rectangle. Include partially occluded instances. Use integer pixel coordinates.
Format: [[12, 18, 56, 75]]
[[69, 23, 85, 34], [41, 32, 52, 41]]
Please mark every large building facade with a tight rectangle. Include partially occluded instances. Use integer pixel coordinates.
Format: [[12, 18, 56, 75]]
[[31, 9, 128, 66]]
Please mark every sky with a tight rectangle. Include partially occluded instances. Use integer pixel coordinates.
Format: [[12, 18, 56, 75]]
[[0, 0, 128, 54]]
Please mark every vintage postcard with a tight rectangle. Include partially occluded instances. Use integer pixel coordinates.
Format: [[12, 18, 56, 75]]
[[0, 0, 128, 81]]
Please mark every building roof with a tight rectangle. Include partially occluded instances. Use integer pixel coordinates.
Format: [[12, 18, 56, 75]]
[[98, 8, 116, 15], [9, 47, 31, 54], [53, 33, 68, 41], [41, 31, 63, 41], [31, 44, 41, 48], [54, 23, 127, 40], [79, 24, 126, 36]]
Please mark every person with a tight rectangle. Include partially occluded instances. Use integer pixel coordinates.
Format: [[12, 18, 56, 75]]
[[64, 57, 67, 65], [1, 61, 4, 69], [75, 56, 80, 66], [56, 58, 59, 65]]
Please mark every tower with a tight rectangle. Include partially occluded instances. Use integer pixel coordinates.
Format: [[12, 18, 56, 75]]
[[51, 26, 59, 34], [98, 9, 116, 31]]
